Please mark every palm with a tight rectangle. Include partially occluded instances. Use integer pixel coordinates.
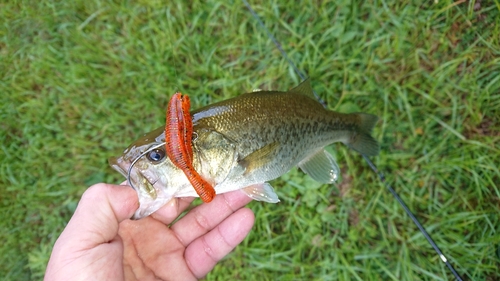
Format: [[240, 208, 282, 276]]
[[119, 217, 190, 279], [118, 192, 254, 281]]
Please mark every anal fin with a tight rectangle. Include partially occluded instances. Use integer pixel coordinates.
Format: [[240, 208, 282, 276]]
[[298, 149, 340, 183]]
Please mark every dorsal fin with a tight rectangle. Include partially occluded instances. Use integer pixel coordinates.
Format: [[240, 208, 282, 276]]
[[287, 78, 316, 99]]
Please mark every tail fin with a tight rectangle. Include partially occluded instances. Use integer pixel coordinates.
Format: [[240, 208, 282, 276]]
[[346, 113, 380, 156]]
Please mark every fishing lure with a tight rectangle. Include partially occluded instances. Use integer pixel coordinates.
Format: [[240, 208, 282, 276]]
[[165, 92, 215, 202]]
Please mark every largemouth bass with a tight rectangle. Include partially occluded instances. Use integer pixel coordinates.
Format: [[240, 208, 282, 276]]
[[109, 79, 379, 219]]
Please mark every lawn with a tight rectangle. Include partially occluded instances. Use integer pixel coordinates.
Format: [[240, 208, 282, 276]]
[[1, 0, 499, 280]]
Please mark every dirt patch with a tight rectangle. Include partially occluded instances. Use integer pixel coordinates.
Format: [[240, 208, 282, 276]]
[[338, 169, 353, 198], [464, 116, 499, 138], [349, 209, 360, 226]]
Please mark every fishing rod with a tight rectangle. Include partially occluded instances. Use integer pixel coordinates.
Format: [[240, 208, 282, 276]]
[[242, 1, 463, 280]]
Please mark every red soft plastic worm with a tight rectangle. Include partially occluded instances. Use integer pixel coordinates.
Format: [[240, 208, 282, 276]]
[[165, 92, 215, 202]]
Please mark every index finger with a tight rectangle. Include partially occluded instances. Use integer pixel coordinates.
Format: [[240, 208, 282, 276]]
[[170, 189, 253, 247]]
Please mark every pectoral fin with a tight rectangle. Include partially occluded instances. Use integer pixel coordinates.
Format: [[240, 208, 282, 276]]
[[241, 183, 280, 203], [238, 142, 280, 175], [298, 149, 340, 183]]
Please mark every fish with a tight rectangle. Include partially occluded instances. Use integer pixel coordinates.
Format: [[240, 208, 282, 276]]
[[109, 79, 379, 219]]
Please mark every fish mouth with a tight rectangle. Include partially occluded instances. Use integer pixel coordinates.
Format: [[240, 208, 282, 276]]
[[132, 170, 159, 200], [109, 155, 166, 219], [108, 155, 157, 191]]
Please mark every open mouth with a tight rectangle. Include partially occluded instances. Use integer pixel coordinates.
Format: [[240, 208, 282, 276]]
[[134, 170, 158, 200], [110, 156, 159, 200]]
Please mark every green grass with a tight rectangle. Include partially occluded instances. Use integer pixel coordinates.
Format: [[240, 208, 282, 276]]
[[1, 0, 499, 280]]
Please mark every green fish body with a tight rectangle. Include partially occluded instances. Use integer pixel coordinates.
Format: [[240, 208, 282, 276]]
[[109, 79, 379, 219]]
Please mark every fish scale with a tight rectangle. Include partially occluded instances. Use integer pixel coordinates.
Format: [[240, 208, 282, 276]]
[[192, 88, 376, 193]]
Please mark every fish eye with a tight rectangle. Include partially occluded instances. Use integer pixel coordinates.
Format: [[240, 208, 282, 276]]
[[146, 148, 166, 163]]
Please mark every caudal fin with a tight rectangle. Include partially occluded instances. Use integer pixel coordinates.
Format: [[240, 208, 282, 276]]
[[346, 113, 380, 156]]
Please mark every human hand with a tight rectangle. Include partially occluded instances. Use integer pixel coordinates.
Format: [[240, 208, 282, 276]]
[[45, 183, 255, 281]]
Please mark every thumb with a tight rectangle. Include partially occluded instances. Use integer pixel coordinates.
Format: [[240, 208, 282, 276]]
[[61, 183, 139, 248]]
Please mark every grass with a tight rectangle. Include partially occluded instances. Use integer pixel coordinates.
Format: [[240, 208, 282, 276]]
[[1, 0, 499, 280]]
